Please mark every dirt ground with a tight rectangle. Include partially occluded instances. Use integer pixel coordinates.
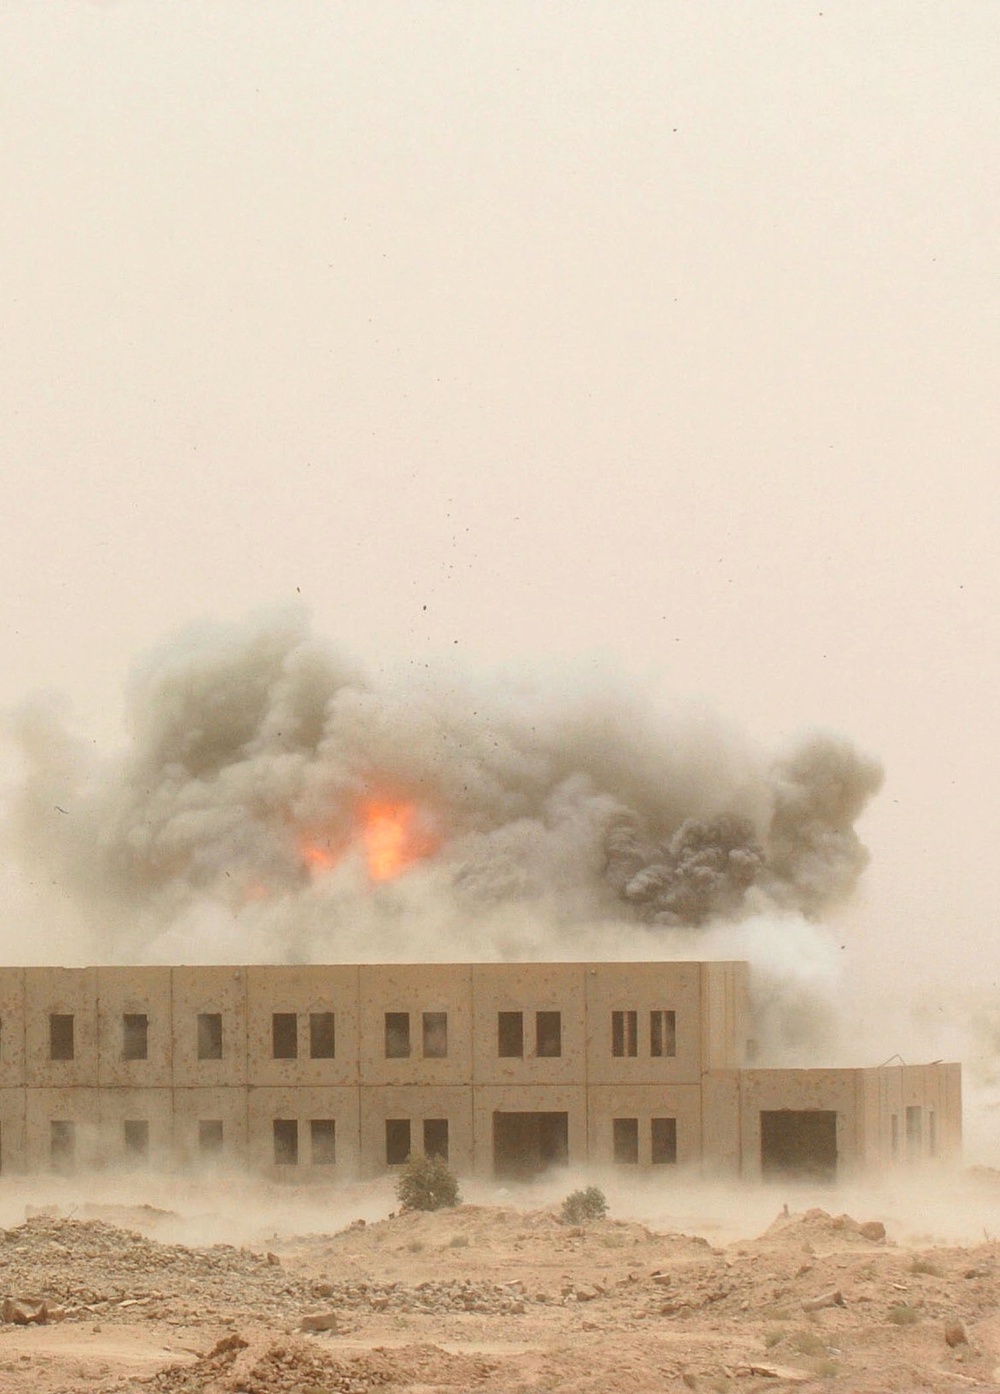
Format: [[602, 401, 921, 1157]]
[[3, 1171, 1000, 1393]]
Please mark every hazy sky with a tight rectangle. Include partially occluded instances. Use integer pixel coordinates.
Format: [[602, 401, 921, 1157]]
[[1, 3, 997, 1015]]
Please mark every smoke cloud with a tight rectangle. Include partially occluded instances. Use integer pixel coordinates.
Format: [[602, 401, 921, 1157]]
[[2, 610, 882, 1056]]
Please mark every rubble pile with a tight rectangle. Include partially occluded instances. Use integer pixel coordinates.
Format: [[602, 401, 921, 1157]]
[[0, 1216, 319, 1327], [0, 1215, 539, 1328], [1, 1204, 998, 1392], [300, 1275, 533, 1316], [139, 1333, 494, 1394]]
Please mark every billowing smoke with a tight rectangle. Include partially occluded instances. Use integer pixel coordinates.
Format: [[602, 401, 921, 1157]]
[[2, 610, 882, 1056]]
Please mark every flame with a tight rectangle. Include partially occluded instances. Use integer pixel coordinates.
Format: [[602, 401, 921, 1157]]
[[359, 799, 435, 881], [301, 842, 338, 872], [299, 798, 438, 883]]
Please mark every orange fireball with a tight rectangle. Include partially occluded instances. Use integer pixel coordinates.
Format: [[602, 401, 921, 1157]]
[[300, 798, 438, 883], [359, 799, 437, 881]]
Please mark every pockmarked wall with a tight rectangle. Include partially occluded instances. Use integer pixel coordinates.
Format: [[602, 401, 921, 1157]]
[[0, 963, 960, 1181]]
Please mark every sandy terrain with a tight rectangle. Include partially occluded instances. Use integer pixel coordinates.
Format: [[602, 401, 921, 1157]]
[[2, 1174, 1000, 1393]]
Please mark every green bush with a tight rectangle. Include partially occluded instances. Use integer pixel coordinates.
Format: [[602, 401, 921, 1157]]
[[559, 1185, 608, 1225], [887, 1303, 920, 1326], [395, 1153, 461, 1212]]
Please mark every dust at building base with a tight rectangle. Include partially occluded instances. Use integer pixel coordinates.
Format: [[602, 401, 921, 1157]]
[[0, 962, 960, 1181]]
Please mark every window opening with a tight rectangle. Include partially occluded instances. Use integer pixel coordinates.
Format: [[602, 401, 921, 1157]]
[[385, 1118, 411, 1165], [651, 1116, 678, 1164], [199, 1120, 224, 1154], [309, 1012, 336, 1059], [197, 1013, 223, 1060], [385, 1012, 411, 1058], [124, 1119, 149, 1162], [536, 1011, 562, 1058], [273, 1118, 299, 1165], [613, 1117, 639, 1164], [423, 1118, 449, 1161], [50, 1120, 75, 1172], [612, 1010, 637, 1057], [422, 1011, 448, 1058], [272, 1012, 298, 1059], [310, 1119, 336, 1165], [650, 1010, 676, 1058], [49, 1013, 74, 1061], [498, 1011, 523, 1057], [122, 1013, 148, 1061], [905, 1105, 923, 1159]]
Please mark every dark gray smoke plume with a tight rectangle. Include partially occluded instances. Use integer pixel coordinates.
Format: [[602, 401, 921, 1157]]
[[2, 610, 883, 975]]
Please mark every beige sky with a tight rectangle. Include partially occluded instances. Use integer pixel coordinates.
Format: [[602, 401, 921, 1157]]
[[0, 3, 997, 1024]]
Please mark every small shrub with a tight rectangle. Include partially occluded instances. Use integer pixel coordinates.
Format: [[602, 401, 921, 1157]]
[[447, 1233, 470, 1248], [396, 1153, 461, 1212], [560, 1186, 609, 1225], [887, 1303, 920, 1326], [910, 1256, 943, 1277], [406, 1238, 424, 1253], [764, 1328, 785, 1350], [789, 1329, 827, 1356]]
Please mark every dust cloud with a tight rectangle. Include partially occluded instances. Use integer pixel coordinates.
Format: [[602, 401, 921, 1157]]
[[1, 1162, 995, 1255], [2, 609, 882, 1059]]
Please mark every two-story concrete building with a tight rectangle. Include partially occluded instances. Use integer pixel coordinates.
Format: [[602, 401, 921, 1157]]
[[0, 962, 960, 1181]]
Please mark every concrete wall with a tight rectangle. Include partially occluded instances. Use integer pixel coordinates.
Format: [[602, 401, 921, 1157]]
[[97, 967, 172, 1088], [0, 962, 961, 1180], [0, 1086, 26, 1174], [584, 962, 702, 1085], [0, 970, 26, 1087], [172, 1086, 248, 1167], [700, 1070, 742, 1177], [701, 962, 751, 1071], [586, 1084, 702, 1168], [734, 1068, 866, 1181], [472, 963, 586, 1086], [25, 968, 99, 1088], [247, 965, 359, 1087], [171, 967, 247, 1088], [361, 964, 474, 1086], [360, 1084, 474, 1176], [249, 1085, 361, 1176], [472, 1083, 588, 1178], [860, 1062, 963, 1167]]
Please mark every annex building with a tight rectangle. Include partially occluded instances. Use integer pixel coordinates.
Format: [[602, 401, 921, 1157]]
[[0, 962, 960, 1181]]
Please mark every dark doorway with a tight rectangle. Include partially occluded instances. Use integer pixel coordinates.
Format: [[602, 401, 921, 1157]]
[[760, 1109, 837, 1181], [493, 1111, 569, 1179]]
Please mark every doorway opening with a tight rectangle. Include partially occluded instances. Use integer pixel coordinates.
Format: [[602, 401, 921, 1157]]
[[760, 1109, 837, 1181], [492, 1111, 569, 1179]]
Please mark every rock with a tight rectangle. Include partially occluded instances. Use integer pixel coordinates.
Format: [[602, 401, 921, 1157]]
[[945, 1322, 968, 1347], [801, 1289, 845, 1312], [299, 1310, 339, 1333], [859, 1221, 887, 1242], [2, 1297, 50, 1325], [748, 1362, 810, 1382]]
